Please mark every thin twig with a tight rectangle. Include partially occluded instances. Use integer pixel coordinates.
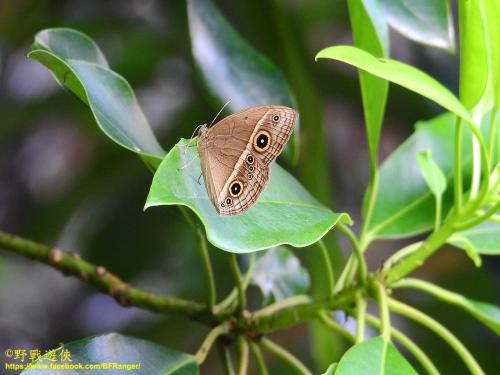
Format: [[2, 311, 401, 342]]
[[237, 336, 249, 375], [250, 342, 269, 375], [229, 254, 246, 314], [260, 338, 313, 375], [316, 240, 335, 296], [388, 298, 484, 375], [195, 323, 230, 364]]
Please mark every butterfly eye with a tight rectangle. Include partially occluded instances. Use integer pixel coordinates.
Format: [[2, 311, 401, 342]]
[[246, 154, 254, 164], [248, 173, 253, 179], [253, 130, 271, 152], [225, 197, 233, 205], [272, 114, 280, 123], [229, 181, 243, 197], [248, 165, 254, 172]]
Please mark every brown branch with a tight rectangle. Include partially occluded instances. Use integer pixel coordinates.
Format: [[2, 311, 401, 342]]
[[0, 230, 214, 325]]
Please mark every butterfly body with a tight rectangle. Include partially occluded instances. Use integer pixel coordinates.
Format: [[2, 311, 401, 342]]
[[197, 105, 298, 215]]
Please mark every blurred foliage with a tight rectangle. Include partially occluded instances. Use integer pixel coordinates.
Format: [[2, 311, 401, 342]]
[[0, 1, 498, 374]]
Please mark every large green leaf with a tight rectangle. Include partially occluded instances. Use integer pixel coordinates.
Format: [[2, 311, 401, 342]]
[[459, 0, 489, 109], [347, 0, 389, 168], [28, 28, 165, 168], [380, 0, 455, 51], [251, 246, 310, 304], [332, 337, 418, 375], [145, 139, 351, 253], [22, 333, 198, 375], [315, 46, 473, 124], [453, 220, 500, 255], [366, 112, 472, 238], [187, 0, 299, 164]]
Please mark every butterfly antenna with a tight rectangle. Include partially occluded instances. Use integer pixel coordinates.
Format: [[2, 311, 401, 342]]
[[209, 99, 232, 128]]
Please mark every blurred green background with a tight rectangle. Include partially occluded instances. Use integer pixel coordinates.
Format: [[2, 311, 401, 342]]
[[0, 1, 498, 374]]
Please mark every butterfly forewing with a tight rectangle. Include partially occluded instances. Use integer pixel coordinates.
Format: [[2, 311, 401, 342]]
[[197, 105, 298, 215]]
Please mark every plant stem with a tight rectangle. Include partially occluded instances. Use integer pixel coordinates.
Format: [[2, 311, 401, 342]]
[[337, 223, 368, 286], [470, 109, 484, 199], [454, 199, 500, 231], [316, 240, 335, 296], [250, 342, 269, 375], [392, 278, 494, 325], [318, 311, 355, 342], [434, 195, 442, 232], [253, 285, 362, 334], [381, 242, 422, 273], [217, 254, 256, 312], [373, 281, 391, 341], [217, 342, 235, 375], [0, 230, 211, 322], [253, 295, 311, 319], [388, 298, 484, 375], [260, 338, 313, 375], [360, 169, 379, 241], [355, 294, 367, 343], [195, 226, 217, 309], [334, 256, 354, 293], [229, 253, 246, 314], [364, 314, 439, 375], [180, 206, 217, 309], [237, 336, 249, 375], [195, 323, 230, 364], [384, 220, 455, 284], [454, 117, 464, 211], [488, 107, 499, 164]]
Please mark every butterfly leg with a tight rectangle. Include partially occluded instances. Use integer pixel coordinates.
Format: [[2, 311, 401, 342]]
[[177, 153, 198, 171]]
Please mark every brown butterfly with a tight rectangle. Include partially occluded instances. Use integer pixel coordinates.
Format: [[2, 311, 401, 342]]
[[197, 105, 298, 216]]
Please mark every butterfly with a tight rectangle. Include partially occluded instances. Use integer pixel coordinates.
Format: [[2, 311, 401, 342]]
[[196, 105, 298, 215]]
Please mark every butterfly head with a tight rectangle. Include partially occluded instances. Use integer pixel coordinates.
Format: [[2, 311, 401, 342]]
[[198, 124, 209, 136]]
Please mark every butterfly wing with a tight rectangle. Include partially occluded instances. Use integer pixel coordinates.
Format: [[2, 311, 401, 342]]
[[198, 105, 298, 215]]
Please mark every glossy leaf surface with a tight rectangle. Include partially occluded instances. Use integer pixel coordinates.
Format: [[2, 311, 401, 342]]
[[29, 28, 165, 168], [315, 46, 472, 124], [333, 337, 418, 375], [22, 333, 198, 375], [145, 140, 351, 253], [380, 0, 455, 51]]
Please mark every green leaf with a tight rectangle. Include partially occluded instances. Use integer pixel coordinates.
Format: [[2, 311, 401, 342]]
[[145, 139, 351, 253], [417, 150, 447, 197], [22, 333, 198, 375], [459, 0, 489, 109], [187, 0, 299, 164], [380, 0, 455, 51], [28, 28, 164, 168], [251, 246, 310, 304], [452, 220, 500, 255], [366, 112, 473, 238], [347, 0, 389, 167], [315, 46, 473, 125], [333, 337, 418, 375]]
